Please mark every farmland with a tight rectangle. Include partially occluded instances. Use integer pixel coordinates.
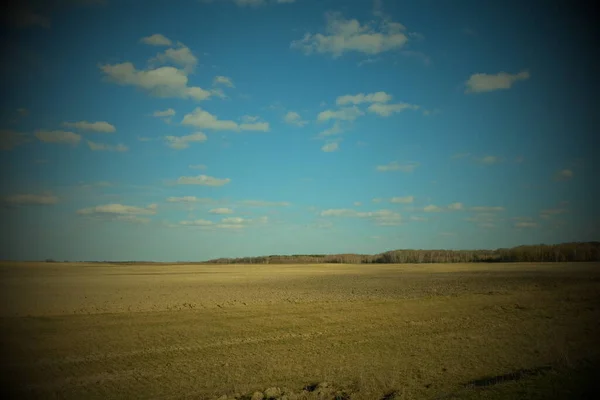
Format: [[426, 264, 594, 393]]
[[1, 262, 599, 399]]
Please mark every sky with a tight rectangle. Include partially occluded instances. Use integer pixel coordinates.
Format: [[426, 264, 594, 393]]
[[0, 0, 598, 261]]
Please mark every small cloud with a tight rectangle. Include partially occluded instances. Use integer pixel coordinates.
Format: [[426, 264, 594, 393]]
[[424, 205, 442, 212], [410, 215, 427, 221], [238, 200, 290, 207], [376, 161, 419, 172], [62, 121, 116, 133], [77, 203, 158, 223], [176, 174, 231, 186], [390, 196, 414, 204], [367, 102, 419, 117], [87, 141, 128, 152], [372, 198, 382, 203], [283, 111, 308, 127], [470, 206, 505, 212], [152, 108, 176, 117], [213, 76, 235, 88], [321, 142, 339, 152], [166, 196, 214, 203], [35, 130, 81, 145], [164, 132, 207, 149], [210, 207, 234, 214], [317, 106, 364, 122], [554, 169, 573, 181], [189, 164, 207, 170], [465, 70, 530, 94], [447, 202, 463, 211], [438, 232, 456, 237], [336, 91, 392, 106], [318, 121, 343, 137], [182, 107, 269, 132], [140, 34, 173, 46], [354, 201, 362, 206], [180, 219, 214, 227]]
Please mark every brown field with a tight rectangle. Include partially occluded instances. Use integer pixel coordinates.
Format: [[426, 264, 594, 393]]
[[1, 262, 600, 399]]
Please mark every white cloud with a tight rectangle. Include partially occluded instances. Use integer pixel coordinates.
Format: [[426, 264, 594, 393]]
[[465, 70, 530, 94], [152, 108, 176, 117], [77, 203, 158, 216], [164, 132, 207, 149], [354, 201, 362, 206], [213, 76, 235, 88], [410, 215, 427, 222], [238, 200, 290, 207], [291, 12, 409, 57], [318, 121, 343, 137], [182, 107, 238, 130], [152, 44, 198, 73], [372, 198, 382, 203], [2, 193, 58, 206], [376, 161, 419, 172], [390, 196, 414, 204], [317, 106, 364, 122], [0, 129, 31, 150], [100, 63, 211, 101], [367, 102, 419, 117], [140, 34, 172, 46], [336, 91, 392, 106], [87, 140, 128, 152], [221, 217, 246, 224], [554, 169, 573, 181], [321, 142, 339, 152], [210, 207, 234, 214], [424, 205, 443, 212], [166, 196, 214, 203], [35, 130, 81, 145], [357, 57, 381, 67], [176, 174, 231, 186], [181, 107, 269, 132], [284, 111, 308, 127], [447, 202, 464, 211], [180, 219, 214, 226], [320, 208, 402, 226], [470, 206, 505, 212], [189, 164, 207, 170]]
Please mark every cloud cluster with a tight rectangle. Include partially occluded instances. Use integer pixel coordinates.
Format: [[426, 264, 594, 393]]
[[176, 174, 231, 186], [77, 203, 157, 223]]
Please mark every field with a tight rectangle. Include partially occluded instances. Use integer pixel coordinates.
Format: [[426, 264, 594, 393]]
[[1, 262, 600, 399]]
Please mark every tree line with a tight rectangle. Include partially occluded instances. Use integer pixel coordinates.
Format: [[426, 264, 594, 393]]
[[202, 242, 600, 264]]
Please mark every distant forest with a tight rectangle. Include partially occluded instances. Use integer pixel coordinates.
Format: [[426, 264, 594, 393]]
[[202, 242, 600, 264], [45, 241, 600, 264]]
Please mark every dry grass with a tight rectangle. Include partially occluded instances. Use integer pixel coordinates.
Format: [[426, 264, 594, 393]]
[[1, 262, 599, 399]]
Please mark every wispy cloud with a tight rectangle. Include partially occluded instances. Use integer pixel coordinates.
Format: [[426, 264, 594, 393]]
[[176, 174, 231, 186], [376, 161, 419, 172]]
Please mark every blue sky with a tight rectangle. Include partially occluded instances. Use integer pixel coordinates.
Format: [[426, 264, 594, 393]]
[[0, 0, 597, 261]]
